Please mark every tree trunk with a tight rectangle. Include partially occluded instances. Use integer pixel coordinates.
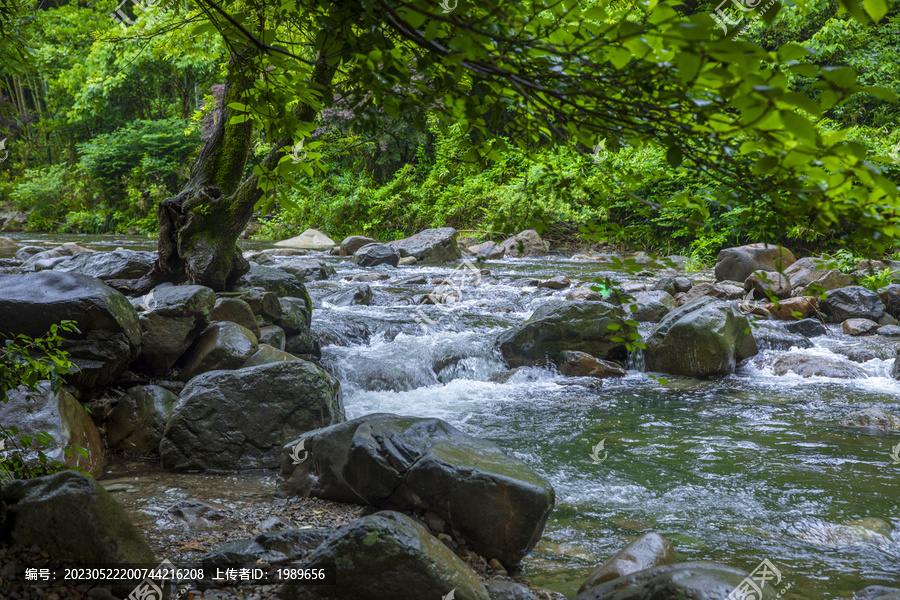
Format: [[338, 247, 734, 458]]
[[141, 47, 337, 292]]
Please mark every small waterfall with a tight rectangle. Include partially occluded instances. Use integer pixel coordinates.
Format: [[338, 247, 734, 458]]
[[627, 347, 645, 371]]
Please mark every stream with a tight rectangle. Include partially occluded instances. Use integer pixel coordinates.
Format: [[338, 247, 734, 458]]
[[4, 234, 900, 598]]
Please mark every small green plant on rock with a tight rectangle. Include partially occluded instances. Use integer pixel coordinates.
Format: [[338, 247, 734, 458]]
[[0, 321, 85, 483], [859, 268, 895, 291]]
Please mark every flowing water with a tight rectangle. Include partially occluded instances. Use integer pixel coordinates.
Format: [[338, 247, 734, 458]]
[[6, 234, 900, 598]]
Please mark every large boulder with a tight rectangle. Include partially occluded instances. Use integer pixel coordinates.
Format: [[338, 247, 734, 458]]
[[274, 228, 336, 251], [0, 383, 105, 477], [132, 284, 216, 375], [280, 414, 554, 567], [498, 300, 634, 367], [626, 290, 677, 322], [820, 286, 885, 323], [714, 243, 795, 283], [878, 284, 900, 317], [160, 361, 343, 471], [280, 511, 489, 600], [106, 385, 178, 456], [644, 297, 758, 377], [54, 249, 156, 280], [467, 241, 505, 260], [339, 235, 377, 256], [387, 227, 462, 263], [572, 562, 778, 600], [0, 271, 141, 390], [500, 230, 547, 257], [577, 533, 676, 593], [178, 321, 259, 381], [354, 243, 399, 267], [784, 257, 851, 296], [0, 470, 156, 563]]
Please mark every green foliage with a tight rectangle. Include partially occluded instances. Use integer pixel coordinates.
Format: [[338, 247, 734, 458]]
[[0, 321, 85, 483], [859, 268, 896, 290], [822, 248, 861, 273]]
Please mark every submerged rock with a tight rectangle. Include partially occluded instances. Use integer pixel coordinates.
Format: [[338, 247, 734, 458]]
[[771, 353, 865, 378], [840, 407, 900, 432], [644, 297, 758, 377], [279, 511, 489, 600], [280, 414, 554, 567], [577, 533, 676, 593], [572, 562, 777, 600], [557, 350, 627, 378], [161, 361, 343, 471]]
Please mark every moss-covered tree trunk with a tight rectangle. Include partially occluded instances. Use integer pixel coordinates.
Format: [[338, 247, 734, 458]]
[[142, 47, 336, 292]]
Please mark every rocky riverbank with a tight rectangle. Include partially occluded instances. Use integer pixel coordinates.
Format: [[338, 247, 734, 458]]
[[1, 229, 899, 599]]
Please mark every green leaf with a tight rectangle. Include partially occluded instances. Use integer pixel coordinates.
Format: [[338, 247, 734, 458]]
[[863, 0, 888, 21]]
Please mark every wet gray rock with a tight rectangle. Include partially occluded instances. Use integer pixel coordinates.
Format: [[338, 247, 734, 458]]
[[339, 235, 377, 256], [751, 322, 813, 351], [14, 245, 44, 261], [876, 324, 900, 337], [537, 275, 570, 289], [843, 318, 879, 336], [772, 354, 866, 378], [678, 282, 741, 305], [744, 270, 791, 299], [853, 586, 900, 600], [820, 286, 885, 323], [557, 350, 627, 378], [840, 407, 900, 432], [285, 330, 321, 358], [0, 383, 105, 476], [280, 414, 554, 567], [498, 300, 634, 367], [0, 271, 141, 390], [577, 533, 676, 593], [785, 257, 852, 296], [388, 227, 462, 264], [877, 284, 900, 317], [201, 528, 332, 567], [627, 290, 677, 322], [210, 297, 260, 338], [651, 277, 676, 295], [133, 285, 216, 375], [242, 344, 300, 368], [566, 287, 604, 301], [54, 249, 156, 280], [236, 286, 283, 321], [468, 240, 505, 260], [354, 243, 400, 267], [22, 242, 91, 269], [257, 516, 297, 532], [323, 284, 373, 306], [1, 471, 156, 563], [501, 229, 547, 257], [277, 258, 336, 282], [714, 243, 795, 283], [485, 580, 539, 600], [106, 385, 178, 457], [645, 297, 758, 377], [783, 318, 827, 337], [162, 499, 233, 528], [276, 296, 312, 333], [572, 562, 776, 600], [161, 360, 343, 471], [235, 265, 312, 306], [279, 511, 489, 600], [259, 324, 286, 350], [178, 321, 259, 381]]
